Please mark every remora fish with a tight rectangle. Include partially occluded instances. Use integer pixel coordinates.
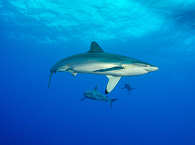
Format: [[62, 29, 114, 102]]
[[122, 83, 135, 92], [81, 86, 117, 108], [49, 41, 158, 93]]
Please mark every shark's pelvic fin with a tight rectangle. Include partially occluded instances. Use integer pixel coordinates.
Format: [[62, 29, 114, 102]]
[[105, 75, 121, 94], [71, 72, 78, 77], [88, 41, 104, 53], [94, 66, 124, 73], [67, 68, 78, 77]]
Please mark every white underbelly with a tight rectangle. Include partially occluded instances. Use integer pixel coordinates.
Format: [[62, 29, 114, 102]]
[[73, 63, 118, 73], [72, 63, 148, 76]]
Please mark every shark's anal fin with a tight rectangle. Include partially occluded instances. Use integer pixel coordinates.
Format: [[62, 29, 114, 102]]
[[105, 75, 121, 94], [88, 41, 104, 53], [48, 72, 53, 88], [94, 66, 124, 73]]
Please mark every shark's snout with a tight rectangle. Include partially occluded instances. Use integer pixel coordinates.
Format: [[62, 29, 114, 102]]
[[145, 65, 159, 72]]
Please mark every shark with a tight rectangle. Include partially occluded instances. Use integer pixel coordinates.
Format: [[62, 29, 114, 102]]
[[49, 41, 158, 93], [81, 86, 117, 108]]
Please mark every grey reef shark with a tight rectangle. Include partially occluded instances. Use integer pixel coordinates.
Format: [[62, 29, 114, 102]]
[[49, 41, 158, 94], [81, 86, 117, 108]]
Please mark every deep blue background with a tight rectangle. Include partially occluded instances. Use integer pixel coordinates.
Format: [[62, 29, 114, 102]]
[[0, 0, 195, 145]]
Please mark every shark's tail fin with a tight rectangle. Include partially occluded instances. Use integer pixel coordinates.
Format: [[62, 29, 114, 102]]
[[48, 72, 53, 88], [109, 98, 118, 108]]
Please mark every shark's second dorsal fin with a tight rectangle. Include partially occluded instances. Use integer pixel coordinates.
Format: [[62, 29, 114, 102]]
[[88, 41, 104, 53]]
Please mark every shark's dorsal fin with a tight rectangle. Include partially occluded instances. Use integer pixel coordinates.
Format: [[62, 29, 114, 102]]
[[88, 41, 104, 53]]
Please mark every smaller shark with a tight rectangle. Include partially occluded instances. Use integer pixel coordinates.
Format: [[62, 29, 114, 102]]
[[81, 86, 117, 108]]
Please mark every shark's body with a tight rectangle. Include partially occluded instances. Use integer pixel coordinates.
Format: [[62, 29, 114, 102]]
[[81, 86, 117, 108], [49, 41, 158, 93]]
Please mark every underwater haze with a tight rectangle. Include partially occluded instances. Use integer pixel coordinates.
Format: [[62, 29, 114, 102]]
[[1, 0, 195, 145]]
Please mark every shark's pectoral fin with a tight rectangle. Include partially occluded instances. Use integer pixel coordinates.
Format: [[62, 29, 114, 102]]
[[94, 66, 124, 73], [105, 75, 121, 94]]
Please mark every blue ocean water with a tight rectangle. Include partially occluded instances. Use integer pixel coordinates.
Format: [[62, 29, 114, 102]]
[[0, 0, 195, 145]]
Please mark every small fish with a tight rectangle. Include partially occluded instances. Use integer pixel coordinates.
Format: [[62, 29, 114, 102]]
[[122, 83, 135, 92], [81, 86, 117, 108]]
